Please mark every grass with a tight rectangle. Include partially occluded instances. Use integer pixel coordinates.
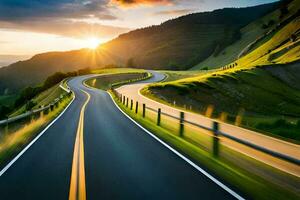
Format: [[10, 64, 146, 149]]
[[110, 90, 300, 200], [143, 66, 300, 142], [159, 70, 203, 82], [92, 68, 146, 75], [193, 0, 300, 70], [85, 71, 151, 91], [149, 5, 300, 142], [10, 83, 68, 117], [0, 94, 73, 168]]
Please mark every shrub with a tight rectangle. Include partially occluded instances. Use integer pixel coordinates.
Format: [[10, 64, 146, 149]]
[[25, 100, 37, 111]]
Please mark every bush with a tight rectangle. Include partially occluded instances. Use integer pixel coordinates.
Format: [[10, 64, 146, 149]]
[[256, 119, 300, 141], [0, 105, 12, 120], [43, 72, 68, 90], [25, 100, 37, 111]]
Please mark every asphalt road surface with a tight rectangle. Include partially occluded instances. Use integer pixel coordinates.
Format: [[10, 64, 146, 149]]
[[0, 74, 240, 200]]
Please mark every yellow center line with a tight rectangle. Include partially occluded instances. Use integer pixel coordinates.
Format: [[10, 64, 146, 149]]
[[69, 90, 90, 200]]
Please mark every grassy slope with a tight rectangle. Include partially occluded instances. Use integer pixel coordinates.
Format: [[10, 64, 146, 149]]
[[145, 65, 300, 142], [0, 95, 73, 168], [10, 84, 67, 117], [101, 3, 277, 70], [193, 0, 300, 70], [91, 68, 146, 74], [85, 72, 148, 90], [143, 1, 300, 142]]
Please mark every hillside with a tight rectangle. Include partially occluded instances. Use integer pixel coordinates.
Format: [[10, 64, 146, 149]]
[[142, 0, 300, 142], [0, 2, 279, 95], [0, 49, 118, 94], [193, 0, 300, 69], [100, 2, 279, 69]]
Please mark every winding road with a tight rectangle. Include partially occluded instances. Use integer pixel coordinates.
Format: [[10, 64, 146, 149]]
[[0, 74, 240, 199]]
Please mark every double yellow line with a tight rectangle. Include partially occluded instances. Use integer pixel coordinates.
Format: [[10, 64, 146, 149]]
[[69, 90, 90, 200]]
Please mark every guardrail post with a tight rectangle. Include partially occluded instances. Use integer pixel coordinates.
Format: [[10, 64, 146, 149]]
[[212, 121, 219, 157], [126, 98, 129, 107], [135, 101, 139, 114], [157, 108, 161, 126], [130, 100, 133, 110], [30, 112, 34, 123], [120, 94, 122, 102], [123, 96, 126, 105], [50, 104, 54, 111], [179, 112, 184, 137], [142, 104, 146, 118]]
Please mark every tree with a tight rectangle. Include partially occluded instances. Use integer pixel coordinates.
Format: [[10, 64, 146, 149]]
[[43, 72, 67, 89], [0, 105, 12, 120], [25, 100, 37, 111], [279, 5, 289, 19]]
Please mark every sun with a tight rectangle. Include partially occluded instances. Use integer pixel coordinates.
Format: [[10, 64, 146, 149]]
[[86, 37, 100, 49]]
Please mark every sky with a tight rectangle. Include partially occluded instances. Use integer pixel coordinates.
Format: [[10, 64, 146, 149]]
[[0, 0, 277, 57]]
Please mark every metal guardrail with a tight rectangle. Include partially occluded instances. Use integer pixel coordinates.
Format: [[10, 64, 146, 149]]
[[0, 83, 71, 126], [114, 90, 300, 166]]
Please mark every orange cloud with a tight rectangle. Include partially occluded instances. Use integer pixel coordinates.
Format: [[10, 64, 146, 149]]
[[111, 0, 174, 7]]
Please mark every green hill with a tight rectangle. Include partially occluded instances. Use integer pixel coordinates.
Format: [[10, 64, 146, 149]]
[[193, 0, 300, 69], [100, 2, 279, 69], [142, 0, 300, 142]]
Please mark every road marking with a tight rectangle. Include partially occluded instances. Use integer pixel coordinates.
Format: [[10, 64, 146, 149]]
[[0, 95, 75, 177], [69, 90, 90, 200], [107, 92, 245, 200]]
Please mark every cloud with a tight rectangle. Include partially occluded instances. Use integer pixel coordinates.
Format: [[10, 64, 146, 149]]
[[0, 0, 115, 21], [153, 9, 194, 16], [0, 0, 131, 39], [110, 0, 175, 7], [0, 20, 130, 39]]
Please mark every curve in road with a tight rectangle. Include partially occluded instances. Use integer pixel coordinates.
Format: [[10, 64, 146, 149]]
[[0, 73, 242, 200]]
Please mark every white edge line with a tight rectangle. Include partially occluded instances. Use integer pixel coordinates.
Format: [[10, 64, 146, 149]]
[[107, 92, 245, 200], [0, 95, 75, 176]]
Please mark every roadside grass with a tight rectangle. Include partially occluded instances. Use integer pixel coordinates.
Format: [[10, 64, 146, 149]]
[[85, 71, 151, 91], [0, 94, 73, 168], [143, 66, 300, 143], [159, 70, 204, 82], [92, 68, 146, 75], [110, 91, 300, 200], [10, 84, 67, 117]]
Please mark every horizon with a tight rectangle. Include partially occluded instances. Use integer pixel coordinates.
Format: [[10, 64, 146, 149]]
[[0, 0, 277, 62]]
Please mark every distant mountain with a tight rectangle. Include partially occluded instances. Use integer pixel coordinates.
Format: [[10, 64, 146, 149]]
[[0, 55, 31, 67], [0, 1, 280, 95], [0, 49, 121, 94]]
